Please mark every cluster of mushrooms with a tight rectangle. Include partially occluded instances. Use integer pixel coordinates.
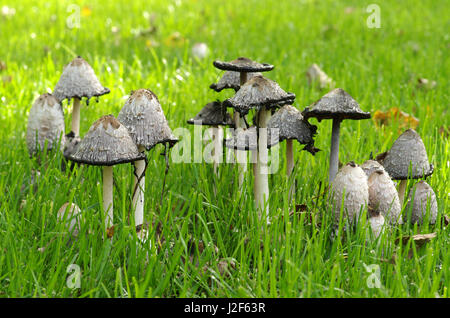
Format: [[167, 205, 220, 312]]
[[26, 55, 439, 243], [26, 56, 177, 240]]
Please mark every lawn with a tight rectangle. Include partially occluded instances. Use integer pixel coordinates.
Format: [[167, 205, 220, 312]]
[[0, 0, 449, 297]]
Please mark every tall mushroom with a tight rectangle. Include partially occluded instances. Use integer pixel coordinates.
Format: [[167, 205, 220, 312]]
[[376, 129, 433, 204], [302, 88, 371, 183], [212, 57, 274, 188], [187, 101, 233, 175], [331, 161, 369, 228], [267, 105, 319, 200], [405, 180, 438, 224], [26, 93, 65, 160], [65, 115, 145, 232], [117, 89, 178, 229], [224, 75, 295, 221], [53, 56, 110, 155]]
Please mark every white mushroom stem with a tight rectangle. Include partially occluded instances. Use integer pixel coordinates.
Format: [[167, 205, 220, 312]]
[[103, 165, 113, 230], [235, 72, 249, 189], [256, 108, 271, 223], [212, 125, 222, 176], [286, 139, 295, 201], [71, 97, 81, 136], [398, 179, 407, 204], [252, 149, 259, 200], [133, 145, 146, 227], [329, 118, 341, 183]]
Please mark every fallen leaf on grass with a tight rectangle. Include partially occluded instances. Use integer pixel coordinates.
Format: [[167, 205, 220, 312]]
[[395, 233, 436, 248], [106, 225, 115, 239], [164, 32, 185, 48], [373, 107, 419, 130]]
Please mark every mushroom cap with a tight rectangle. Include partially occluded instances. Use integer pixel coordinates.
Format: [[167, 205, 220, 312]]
[[212, 57, 274, 73], [405, 180, 438, 224], [26, 93, 65, 156], [306, 63, 335, 90], [368, 169, 403, 224], [267, 105, 319, 154], [117, 89, 178, 151], [53, 56, 110, 103], [379, 129, 433, 180], [210, 71, 261, 92], [187, 101, 233, 126], [66, 115, 145, 166], [368, 210, 385, 239], [331, 161, 369, 224], [361, 159, 386, 177], [302, 88, 371, 121], [223, 75, 295, 116], [224, 126, 279, 151], [63, 131, 81, 158], [57, 202, 82, 237]]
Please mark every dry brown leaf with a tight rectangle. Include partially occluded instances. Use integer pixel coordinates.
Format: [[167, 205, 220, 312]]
[[106, 225, 115, 239], [373, 107, 419, 130], [395, 233, 436, 247]]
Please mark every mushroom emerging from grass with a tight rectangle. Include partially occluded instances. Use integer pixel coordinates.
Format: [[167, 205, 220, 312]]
[[53, 56, 110, 153], [187, 101, 233, 175], [368, 208, 385, 239], [224, 75, 295, 221], [26, 93, 65, 161], [331, 162, 368, 228], [57, 202, 82, 238], [66, 115, 145, 233], [302, 88, 371, 183], [405, 180, 438, 224], [377, 128, 433, 204], [367, 169, 402, 225], [267, 105, 319, 200], [213, 57, 274, 188], [118, 89, 178, 229]]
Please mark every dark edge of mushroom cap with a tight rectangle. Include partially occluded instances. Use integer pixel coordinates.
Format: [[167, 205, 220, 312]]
[[213, 57, 274, 73], [302, 88, 371, 121], [187, 101, 234, 127], [223, 75, 296, 117], [209, 71, 262, 92], [66, 114, 146, 166]]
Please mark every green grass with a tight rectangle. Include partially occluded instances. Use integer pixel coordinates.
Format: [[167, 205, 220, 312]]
[[0, 0, 449, 297]]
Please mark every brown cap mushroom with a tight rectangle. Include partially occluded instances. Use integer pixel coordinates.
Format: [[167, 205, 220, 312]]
[[26, 93, 65, 157], [223, 75, 296, 117], [118, 89, 178, 151], [405, 180, 438, 224], [302, 88, 370, 183], [66, 115, 145, 232]]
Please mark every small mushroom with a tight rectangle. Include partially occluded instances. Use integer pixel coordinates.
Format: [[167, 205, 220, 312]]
[[187, 101, 233, 175], [117, 89, 178, 228], [267, 105, 319, 200], [65, 115, 145, 232], [377, 129, 433, 203], [213, 57, 274, 189], [210, 71, 261, 92], [53, 56, 110, 144], [57, 202, 82, 237], [367, 169, 403, 225], [405, 180, 438, 224], [302, 88, 371, 183], [26, 93, 65, 160], [368, 207, 385, 239], [224, 75, 296, 221], [331, 161, 369, 227], [306, 63, 335, 90]]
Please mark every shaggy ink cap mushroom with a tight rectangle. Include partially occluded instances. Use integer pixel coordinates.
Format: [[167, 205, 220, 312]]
[[117, 89, 178, 151], [66, 115, 145, 166], [223, 75, 296, 117], [26, 93, 65, 157], [187, 101, 233, 126], [213, 57, 274, 73], [405, 180, 438, 224], [224, 126, 279, 151], [302, 88, 370, 183], [267, 105, 319, 154], [53, 56, 110, 103], [210, 71, 261, 92], [378, 129, 434, 180], [361, 159, 386, 178]]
